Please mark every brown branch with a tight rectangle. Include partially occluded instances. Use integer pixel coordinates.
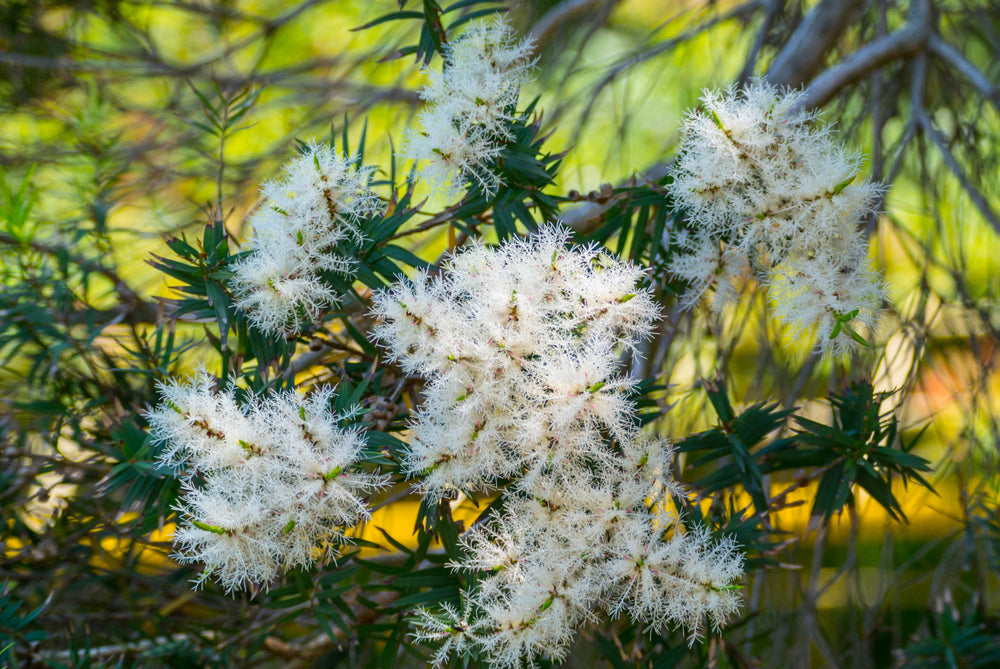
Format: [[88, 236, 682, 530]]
[[765, 0, 866, 88], [0, 51, 419, 102], [0, 232, 164, 325], [265, 590, 402, 668], [41, 634, 194, 662], [737, 0, 784, 84], [791, 0, 932, 112], [569, 0, 760, 147], [0, 233, 136, 298], [560, 163, 671, 235]]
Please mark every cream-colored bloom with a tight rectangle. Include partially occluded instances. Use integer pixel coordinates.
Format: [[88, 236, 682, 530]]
[[371, 225, 659, 495], [230, 143, 380, 335], [403, 17, 535, 198], [146, 373, 386, 592], [668, 80, 885, 355], [373, 229, 743, 665]]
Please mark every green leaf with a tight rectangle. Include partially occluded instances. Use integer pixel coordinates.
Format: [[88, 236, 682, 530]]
[[811, 461, 846, 522], [391, 587, 460, 610], [831, 175, 856, 195], [352, 10, 424, 31], [703, 377, 734, 424]]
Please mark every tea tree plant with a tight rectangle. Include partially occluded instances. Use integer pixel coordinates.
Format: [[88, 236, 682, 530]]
[[5, 1, 993, 667], [126, 9, 923, 667]]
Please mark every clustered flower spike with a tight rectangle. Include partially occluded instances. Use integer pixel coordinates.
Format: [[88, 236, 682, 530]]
[[403, 17, 535, 198], [145, 372, 386, 592], [668, 80, 886, 356], [372, 226, 656, 496], [229, 142, 381, 336], [372, 227, 744, 667]]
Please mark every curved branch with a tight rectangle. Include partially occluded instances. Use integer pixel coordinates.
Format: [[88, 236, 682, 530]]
[[927, 34, 1000, 113], [765, 0, 865, 87], [910, 51, 1000, 235], [560, 163, 670, 234], [570, 0, 760, 144], [737, 0, 784, 84], [791, 0, 932, 112], [529, 0, 619, 48]]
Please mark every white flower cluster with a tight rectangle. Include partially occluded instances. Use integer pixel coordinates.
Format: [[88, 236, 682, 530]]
[[372, 226, 656, 496], [371, 227, 744, 667], [668, 80, 886, 356], [411, 446, 745, 667], [404, 17, 535, 198], [145, 372, 386, 592], [230, 143, 380, 336]]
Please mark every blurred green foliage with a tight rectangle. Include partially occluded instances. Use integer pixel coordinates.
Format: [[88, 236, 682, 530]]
[[1, 1, 999, 667]]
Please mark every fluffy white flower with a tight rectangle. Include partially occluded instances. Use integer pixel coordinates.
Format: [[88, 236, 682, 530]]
[[371, 225, 659, 496], [145, 372, 386, 592], [403, 16, 535, 197], [230, 142, 380, 336], [374, 229, 743, 665], [668, 79, 886, 355], [768, 237, 885, 356], [605, 524, 744, 642], [474, 568, 585, 669], [425, 459, 743, 664]]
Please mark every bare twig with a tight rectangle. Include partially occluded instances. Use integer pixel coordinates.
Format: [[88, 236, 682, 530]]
[[529, 0, 619, 48], [737, 0, 784, 84], [926, 34, 1000, 112], [910, 51, 1000, 235], [791, 0, 932, 112], [561, 163, 671, 234], [571, 1, 760, 145], [42, 634, 198, 662], [766, 0, 865, 87]]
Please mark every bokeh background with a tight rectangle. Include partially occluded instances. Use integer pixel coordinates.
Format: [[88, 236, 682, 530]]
[[1, 0, 998, 666]]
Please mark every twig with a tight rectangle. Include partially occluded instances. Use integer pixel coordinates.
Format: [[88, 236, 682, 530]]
[[910, 51, 1000, 235], [529, 0, 618, 48], [926, 34, 1000, 113], [766, 0, 865, 88], [561, 163, 671, 235], [273, 590, 402, 668], [737, 0, 783, 84], [572, 1, 760, 144], [791, 0, 931, 112], [41, 633, 199, 661]]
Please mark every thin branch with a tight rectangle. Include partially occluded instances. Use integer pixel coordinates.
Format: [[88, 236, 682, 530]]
[[561, 163, 670, 234], [41, 634, 196, 662], [926, 34, 1000, 113], [571, 1, 760, 142], [0, 232, 136, 300], [737, 0, 784, 84], [529, 0, 619, 48], [910, 51, 1000, 235], [765, 0, 865, 87], [0, 232, 166, 325], [0, 51, 419, 102], [791, 0, 932, 112], [276, 590, 401, 668]]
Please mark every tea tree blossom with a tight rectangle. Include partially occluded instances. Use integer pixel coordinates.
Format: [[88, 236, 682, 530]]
[[372, 228, 744, 665], [146, 372, 386, 592], [404, 429, 744, 668], [371, 226, 659, 496], [403, 17, 535, 197], [668, 80, 885, 355], [230, 142, 380, 336]]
